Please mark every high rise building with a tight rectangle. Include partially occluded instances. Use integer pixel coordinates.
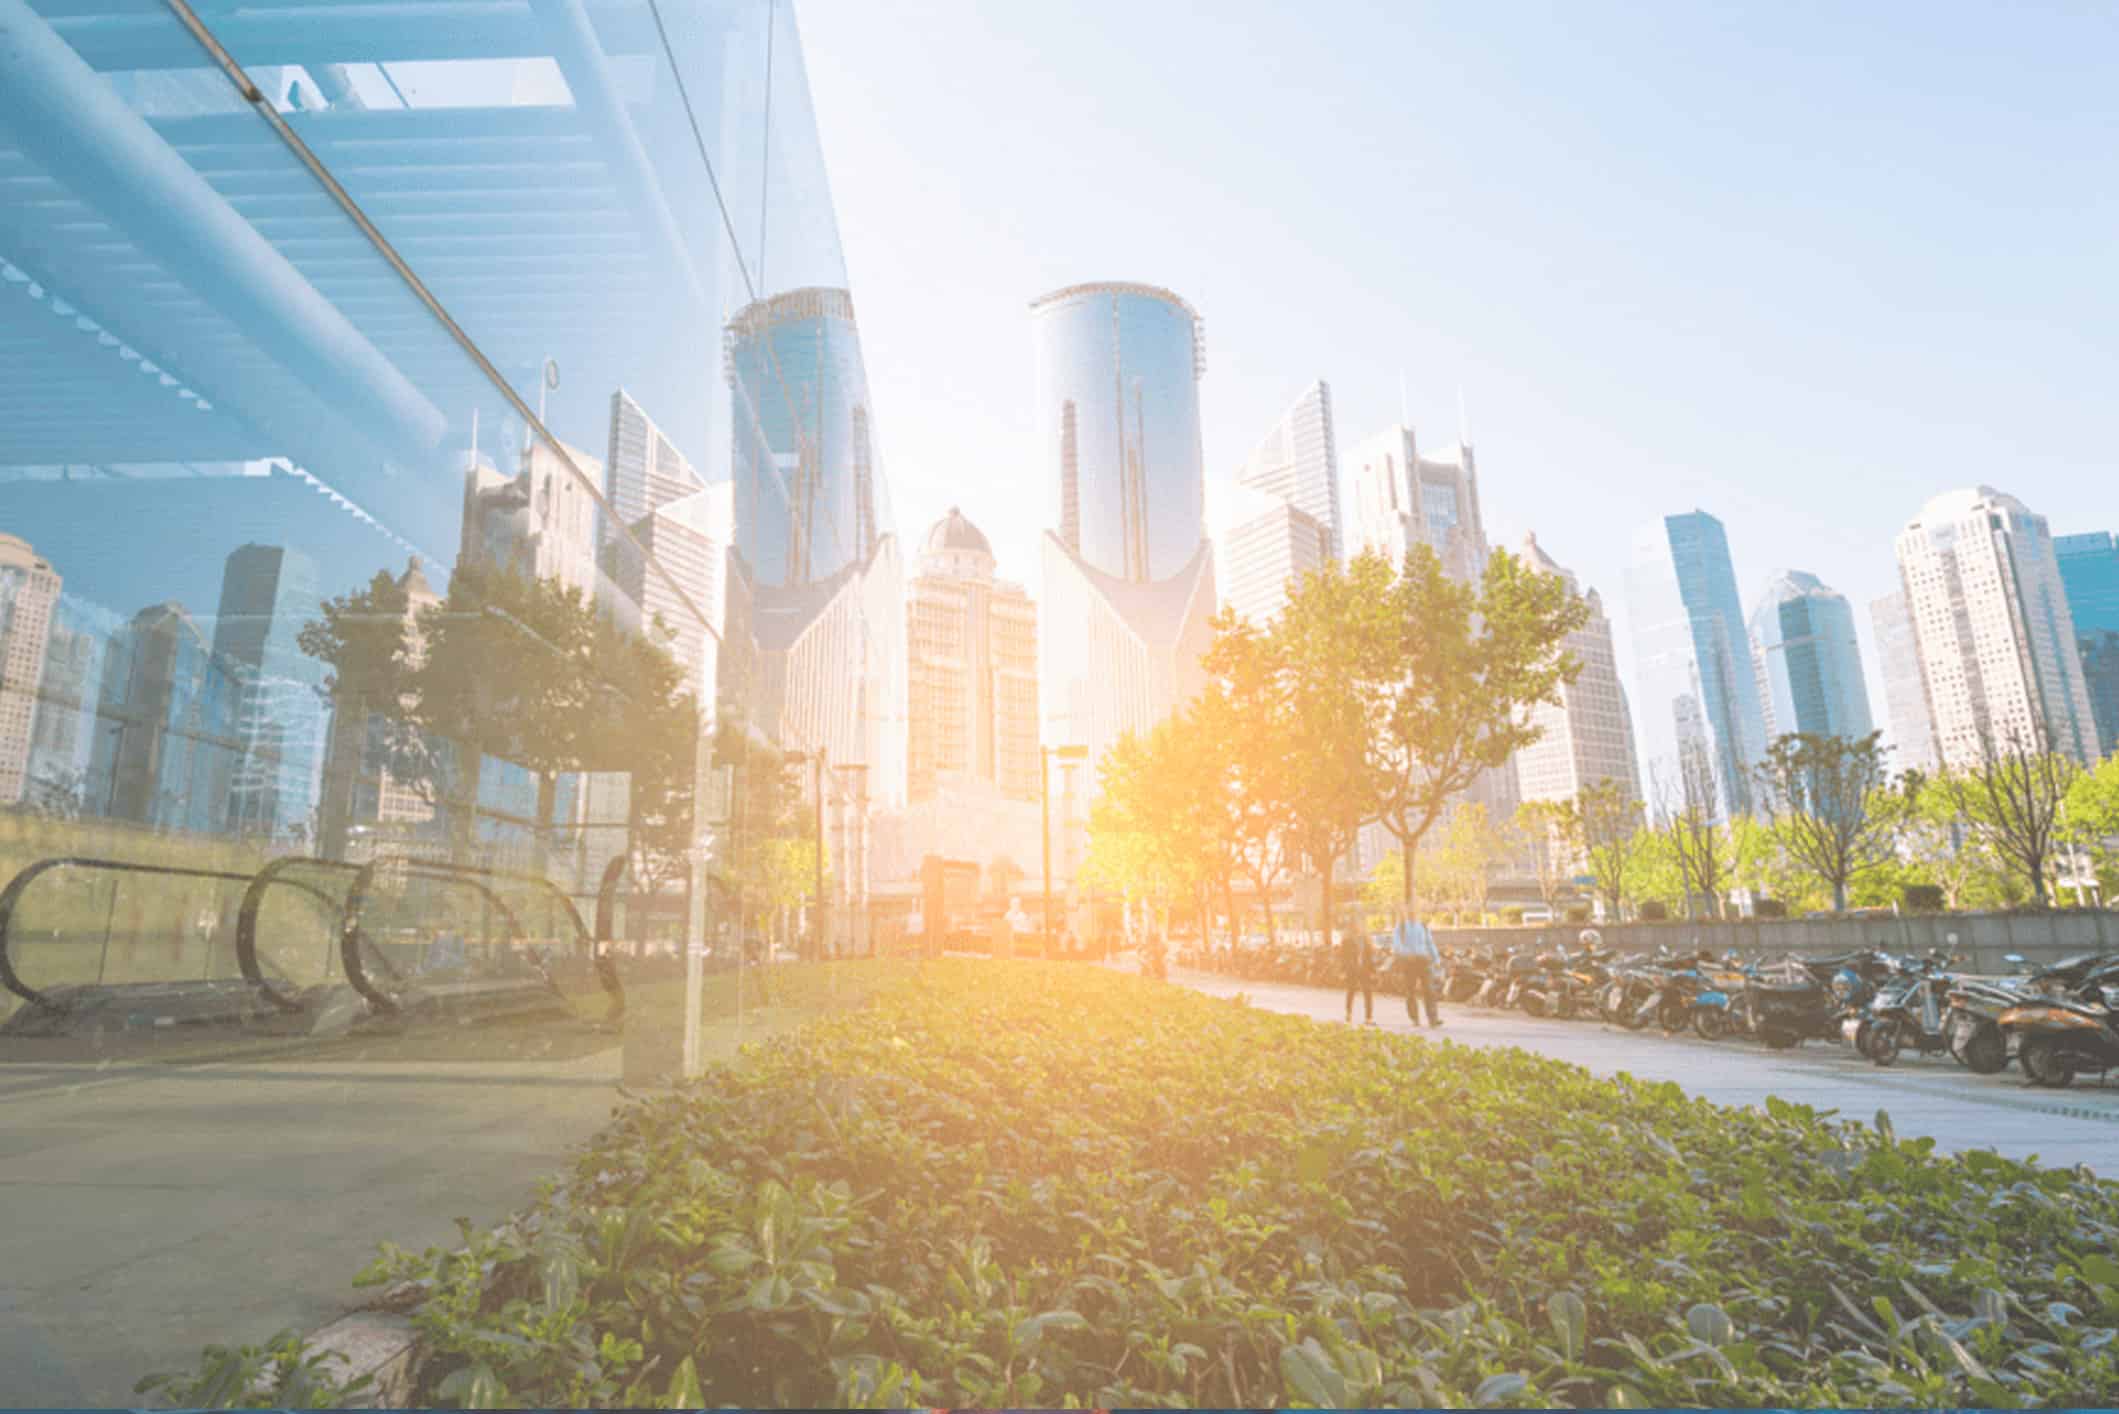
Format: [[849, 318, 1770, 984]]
[[0, 533, 60, 804], [1236, 380, 1341, 562], [25, 592, 119, 813], [605, 390, 700, 542], [905, 509, 1038, 805], [1033, 282, 1216, 780], [1869, 590, 1937, 774], [725, 287, 904, 808], [2056, 531, 2119, 756], [465, 437, 605, 600], [1514, 534, 1639, 805], [1748, 569, 1874, 743], [90, 602, 239, 832], [612, 485, 730, 707], [1220, 484, 1331, 627], [214, 544, 326, 840], [1893, 487, 2098, 768], [1344, 424, 1486, 582], [1625, 510, 1769, 819]]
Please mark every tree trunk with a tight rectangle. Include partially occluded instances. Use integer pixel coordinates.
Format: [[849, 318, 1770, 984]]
[[1221, 874, 1237, 955], [1320, 856, 1336, 947], [1832, 878, 1848, 913]]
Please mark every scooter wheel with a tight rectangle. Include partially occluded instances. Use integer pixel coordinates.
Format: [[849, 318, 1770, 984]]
[[1960, 1025, 2009, 1076], [1693, 1008, 1729, 1041], [1869, 1019, 1901, 1067], [1761, 1026, 1799, 1050], [2022, 1039, 2075, 1089]]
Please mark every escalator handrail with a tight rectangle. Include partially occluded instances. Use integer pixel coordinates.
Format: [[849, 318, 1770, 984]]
[[374, 854, 621, 1015], [336, 858, 534, 1016], [234, 857, 369, 1014], [0, 855, 255, 1015]]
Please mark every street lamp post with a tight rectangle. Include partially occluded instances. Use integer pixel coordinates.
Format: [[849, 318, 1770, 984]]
[[1042, 744, 1088, 950]]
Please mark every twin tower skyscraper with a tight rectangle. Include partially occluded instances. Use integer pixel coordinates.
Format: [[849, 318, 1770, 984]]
[[1031, 283, 1219, 775]]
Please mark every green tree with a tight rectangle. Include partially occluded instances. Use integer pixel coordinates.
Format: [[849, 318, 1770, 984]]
[[2064, 753, 2119, 898], [1210, 563, 1386, 945], [1372, 545, 1588, 908], [1753, 731, 1902, 912], [1652, 742, 1736, 919], [1198, 615, 1299, 946], [1432, 802, 1512, 922], [299, 566, 417, 857]]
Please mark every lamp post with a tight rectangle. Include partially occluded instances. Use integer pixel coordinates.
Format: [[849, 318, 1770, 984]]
[[835, 762, 869, 956], [785, 748, 826, 960], [1042, 744, 1088, 950]]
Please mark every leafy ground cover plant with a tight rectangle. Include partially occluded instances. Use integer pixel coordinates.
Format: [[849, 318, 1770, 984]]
[[148, 962, 2119, 1407]]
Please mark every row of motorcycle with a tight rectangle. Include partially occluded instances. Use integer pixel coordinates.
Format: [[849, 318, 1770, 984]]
[[1440, 934, 2119, 1088], [1176, 931, 2119, 1087]]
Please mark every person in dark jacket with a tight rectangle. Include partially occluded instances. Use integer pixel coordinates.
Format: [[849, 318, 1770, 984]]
[[1341, 923, 1374, 1024]]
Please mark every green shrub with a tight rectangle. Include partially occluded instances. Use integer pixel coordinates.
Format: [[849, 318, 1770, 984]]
[[1639, 900, 1670, 921], [1902, 884, 1946, 913], [1500, 906, 1525, 924], [1564, 904, 1592, 923], [147, 963, 2119, 1408], [1753, 899, 1788, 919]]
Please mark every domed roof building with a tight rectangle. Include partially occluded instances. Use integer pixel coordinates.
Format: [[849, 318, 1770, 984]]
[[905, 506, 1038, 806], [920, 506, 997, 580]]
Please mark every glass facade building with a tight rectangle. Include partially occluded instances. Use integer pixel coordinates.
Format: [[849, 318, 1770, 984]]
[[1236, 379, 1341, 563], [1870, 589, 1938, 773], [0, 0, 889, 1395], [1624, 510, 1770, 819], [1748, 569, 1875, 744], [2056, 530, 2119, 755], [1031, 283, 1206, 585]]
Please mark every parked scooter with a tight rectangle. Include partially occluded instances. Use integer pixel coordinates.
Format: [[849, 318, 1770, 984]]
[[2001, 982, 2119, 1088], [1941, 953, 2031, 1075], [1867, 952, 1961, 1066]]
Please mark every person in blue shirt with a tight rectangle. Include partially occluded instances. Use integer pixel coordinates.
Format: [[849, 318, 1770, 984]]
[[1390, 906, 1443, 1027]]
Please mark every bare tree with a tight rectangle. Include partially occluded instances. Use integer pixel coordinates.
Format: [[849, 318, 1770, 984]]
[[1566, 777, 1643, 920], [1754, 731, 1900, 912], [1515, 798, 1571, 911], [1655, 740, 1735, 920], [1939, 725, 2080, 906]]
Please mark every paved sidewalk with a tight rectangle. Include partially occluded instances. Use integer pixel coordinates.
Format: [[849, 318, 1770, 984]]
[[1170, 967, 2119, 1173], [0, 1004, 826, 1408]]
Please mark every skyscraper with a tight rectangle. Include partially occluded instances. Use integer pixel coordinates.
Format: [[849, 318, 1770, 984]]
[[605, 390, 699, 541], [1220, 484, 1331, 627], [1514, 534, 1639, 805], [725, 288, 904, 807], [1625, 510, 1769, 819], [1033, 283, 1216, 779], [1236, 380, 1341, 562], [1869, 590, 1937, 774], [1893, 487, 2098, 768], [2055, 530, 2119, 757], [1344, 424, 1486, 581], [1748, 569, 1874, 743], [214, 544, 326, 839], [0, 533, 60, 804], [905, 509, 1038, 805], [465, 437, 605, 600]]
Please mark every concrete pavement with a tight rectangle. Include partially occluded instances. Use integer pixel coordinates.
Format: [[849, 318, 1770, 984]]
[[1172, 967, 2119, 1173]]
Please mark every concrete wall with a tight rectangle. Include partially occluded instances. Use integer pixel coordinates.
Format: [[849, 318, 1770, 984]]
[[1436, 910, 2119, 974]]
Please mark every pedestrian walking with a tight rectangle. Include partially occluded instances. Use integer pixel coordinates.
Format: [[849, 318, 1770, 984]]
[[1391, 905, 1443, 1028], [1341, 921, 1374, 1024]]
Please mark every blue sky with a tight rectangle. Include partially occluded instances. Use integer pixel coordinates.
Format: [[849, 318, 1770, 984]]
[[798, 0, 2116, 708]]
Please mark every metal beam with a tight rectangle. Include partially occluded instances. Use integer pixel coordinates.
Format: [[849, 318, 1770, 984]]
[[0, 0, 448, 461], [48, 0, 662, 69]]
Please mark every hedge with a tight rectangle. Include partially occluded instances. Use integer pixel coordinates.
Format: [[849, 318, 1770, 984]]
[[146, 961, 2119, 1408]]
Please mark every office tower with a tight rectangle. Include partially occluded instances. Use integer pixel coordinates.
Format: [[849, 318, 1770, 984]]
[[606, 390, 700, 538], [1344, 424, 1487, 582], [90, 602, 239, 832], [1748, 570, 1875, 743], [464, 438, 606, 600], [0, 534, 60, 803], [1514, 534, 1640, 804], [25, 593, 119, 813], [2056, 531, 2119, 756], [905, 509, 1039, 804], [1870, 590, 1937, 774], [214, 544, 326, 840], [1032, 283, 1217, 779], [1221, 484, 1332, 627], [1237, 380, 1341, 562], [724, 288, 904, 808], [1626, 510, 1770, 819], [611, 484, 729, 706], [1893, 487, 2098, 767]]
